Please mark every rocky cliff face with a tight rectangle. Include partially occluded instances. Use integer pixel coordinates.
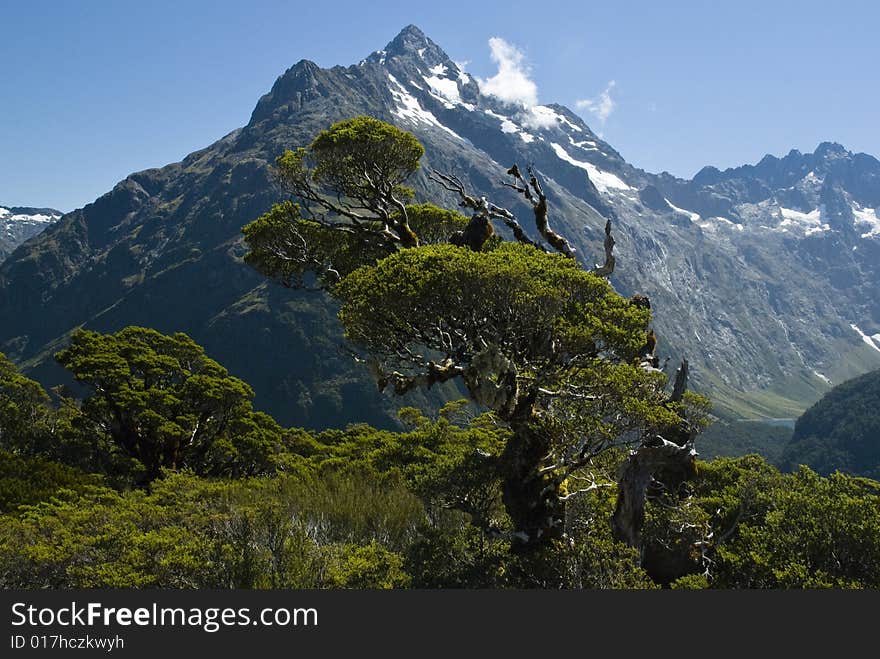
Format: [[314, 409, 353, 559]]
[[1, 25, 878, 427]]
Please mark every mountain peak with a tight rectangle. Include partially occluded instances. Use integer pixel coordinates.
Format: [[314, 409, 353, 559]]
[[392, 24, 427, 42], [249, 58, 328, 124], [385, 25, 430, 54], [814, 141, 849, 158], [366, 25, 452, 67]]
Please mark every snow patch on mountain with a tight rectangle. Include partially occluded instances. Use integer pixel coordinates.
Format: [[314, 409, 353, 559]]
[[774, 207, 830, 235], [1, 207, 61, 231], [779, 207, 821, 225], [422, 74, 461, 104], [550, 143, 631, 193], [1, 206, 62, 259], [851, 324, 880, 353], [1, 209, 58, 225], [387, 74, 464, 140], [522, 105, 581, 132], [853, 203, 880, 238], [499, 117, 517, 133], [482, 109, 535, 142], [697, 216, 743, 232], [665, 199, 701, 222], [569, 136, 600, 152]]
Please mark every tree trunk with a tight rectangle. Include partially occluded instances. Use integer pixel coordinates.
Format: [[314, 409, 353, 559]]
[[611, 360, 696, 551], [611, 437, 696, 548], [500, 417, 565, 552]]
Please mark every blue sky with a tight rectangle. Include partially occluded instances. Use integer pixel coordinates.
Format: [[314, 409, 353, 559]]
[[2, 0, 878, 212]]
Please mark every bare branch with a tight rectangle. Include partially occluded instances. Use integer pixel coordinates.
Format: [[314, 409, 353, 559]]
[[504, 166, 577, 259], [590, 219, 616, 277], [371, 358, 465, 395], [507, 164, 619, 271], [670, 359, 689, 403], [431, 169, 545, 250], [559, 482, 613, 501]]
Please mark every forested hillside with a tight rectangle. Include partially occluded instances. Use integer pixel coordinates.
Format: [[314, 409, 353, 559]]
[[3, 339, 878, 589], [780, 369, 880, 479]]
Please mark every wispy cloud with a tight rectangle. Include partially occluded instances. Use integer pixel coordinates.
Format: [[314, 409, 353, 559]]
[[477, 37, 539, 107], [576, 81, 617, 125]]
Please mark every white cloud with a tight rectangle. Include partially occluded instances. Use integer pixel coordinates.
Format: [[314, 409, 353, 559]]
[[522, 105, 559, 129], [477, 37, 538, 107], [576, 80, 616, 125]]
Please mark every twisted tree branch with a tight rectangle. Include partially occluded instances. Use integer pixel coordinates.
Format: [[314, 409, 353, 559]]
[[505, 165, 577, 259]]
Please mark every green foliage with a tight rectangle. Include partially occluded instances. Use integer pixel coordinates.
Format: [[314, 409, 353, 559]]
[[54, 327, 286, 483], [240, 201, 468, 290], [245, 116, 693, 551], [305, 116, 424, 200], [661, 455, 880, 588], [310, 408, 508, 533], [0, 351, 55, 455], [246, 116, 426, 286], [336, 241, 649, 364], [641, 490, 712, 585], [402, 203, 469, 245], [323, 541, 411, 589], [0, 451, 103, 513], [403, 524, 510, 588], [0, 471, 424, 589], [3, 396, 877, 588], [709, 465, 880, 588], [0, 352, 96, 470], [242, 200, 395, 289], [505, 536, 657, 589], [670, 573, 709, 589], [242, 117, 488, 295], [552, 453, 659, 589], [780, 368, 880, 479]]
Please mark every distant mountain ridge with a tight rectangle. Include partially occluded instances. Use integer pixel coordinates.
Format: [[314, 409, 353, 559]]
[[0, 25, 878, 430], [0, 206, 62, 262]]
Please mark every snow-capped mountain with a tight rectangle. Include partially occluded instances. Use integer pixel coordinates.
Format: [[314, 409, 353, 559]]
[[1, 25, 878, 426], [0, 206, 62, 262]]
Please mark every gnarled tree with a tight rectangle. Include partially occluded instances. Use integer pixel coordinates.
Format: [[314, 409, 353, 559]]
[[243, 115, 705, 552]]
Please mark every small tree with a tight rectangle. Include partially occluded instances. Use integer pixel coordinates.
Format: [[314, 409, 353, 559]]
[[55, 326, 284, 483], [243, 116, 704, 552]]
